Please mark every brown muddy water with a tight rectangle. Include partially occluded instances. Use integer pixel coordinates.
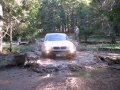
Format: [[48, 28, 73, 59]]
[[0, 51, 120, 90], [0, 66, 120, 90]]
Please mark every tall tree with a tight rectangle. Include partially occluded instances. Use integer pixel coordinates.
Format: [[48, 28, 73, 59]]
[[91, 0, 120, 43], [2, 0, 40, 51], [0, 3, 3, 52]]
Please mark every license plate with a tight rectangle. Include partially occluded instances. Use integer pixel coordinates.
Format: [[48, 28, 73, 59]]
[[56, 54, 61, 57]]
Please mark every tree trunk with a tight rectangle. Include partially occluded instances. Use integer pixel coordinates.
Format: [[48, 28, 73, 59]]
[[0, 4, 3, 52], [85, 36, 88, 43], [66, 15, 69, 33], [0, 27, 2, 52], [111, 35, 116, 44], [10, 26, 13, 52]]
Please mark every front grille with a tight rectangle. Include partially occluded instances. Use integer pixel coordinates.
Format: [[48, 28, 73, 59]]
[[61, 46, 67, 49], [53, 46, 67, 50], [53, 47, 60, 49]]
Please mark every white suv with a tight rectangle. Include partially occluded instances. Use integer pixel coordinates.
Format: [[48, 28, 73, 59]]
[[41, 33, 76, 59]]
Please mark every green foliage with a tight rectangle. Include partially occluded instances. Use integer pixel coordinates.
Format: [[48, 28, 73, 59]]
[[81, 29, 94, 36], [25, 28, 40, 40], [80, 28, 94, 42], [13, 22, 29, 38], [3, 0, 40, 40], [3, 44, 35, 53], [3, 0, 120, 43]]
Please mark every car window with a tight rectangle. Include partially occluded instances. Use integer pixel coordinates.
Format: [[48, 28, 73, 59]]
[[45, 34, 68, 41]]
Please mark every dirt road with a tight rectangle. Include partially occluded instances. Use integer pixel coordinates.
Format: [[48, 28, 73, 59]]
[[0, 51, 120, 90]]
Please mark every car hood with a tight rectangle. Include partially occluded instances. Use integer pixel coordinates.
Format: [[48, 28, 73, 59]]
[[44, 41, 74, 47]]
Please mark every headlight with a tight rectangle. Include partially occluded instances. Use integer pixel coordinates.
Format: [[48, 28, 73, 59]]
[[43, 45, 51, 54], [44, 45, 51, 51], [68, 45, 76, 53]]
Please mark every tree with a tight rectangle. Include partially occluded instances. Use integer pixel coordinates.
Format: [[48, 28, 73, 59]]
[[2, 0, 40, 52], [90, 0, 120, 43], [0, 3, 3, 52]]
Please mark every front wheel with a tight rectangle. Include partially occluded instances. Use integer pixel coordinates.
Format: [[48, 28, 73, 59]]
[[66, 54, 76, 59], [41, 52, 55, 59], [41, 52, 49, 58]]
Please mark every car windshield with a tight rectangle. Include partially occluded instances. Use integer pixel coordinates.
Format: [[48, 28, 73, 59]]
[[45, 34, 68, 41]]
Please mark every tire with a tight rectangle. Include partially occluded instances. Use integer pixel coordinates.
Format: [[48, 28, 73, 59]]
[[41, 52, 48, 58], [41, 52, 54, 59], [67, 53, 76, 59]]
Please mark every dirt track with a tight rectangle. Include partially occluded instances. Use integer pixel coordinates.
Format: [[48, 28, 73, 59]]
[[0, 51, 120, 90]]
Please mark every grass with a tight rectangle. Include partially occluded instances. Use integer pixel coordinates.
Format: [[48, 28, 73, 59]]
[[12, 45, 35, 53], [79, 36, 120, 50], [102, 44, 120, 50], [79, 41, 120, 51], [2, 36, 120, 53], [3, 43, 36, 53]]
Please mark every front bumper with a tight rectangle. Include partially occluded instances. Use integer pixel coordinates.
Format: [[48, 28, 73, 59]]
[[42, 50, 76, 57]]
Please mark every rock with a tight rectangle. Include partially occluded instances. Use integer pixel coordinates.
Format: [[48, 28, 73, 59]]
[[14, 53, 26, 65], [96, 53, 120, 65], [0, 53, 27, 68], [68, 64, 82, 71], [84, 66, 95, 70], [31, 64, 68, 73], [84, 63, 108, 71], [25, 52, 39, 65], [0, 54, 15, 67], [34, 64, 82, 73], [33, 65, 59, 73], [26, 52, 39, 60], [109, 64, 120, 70]]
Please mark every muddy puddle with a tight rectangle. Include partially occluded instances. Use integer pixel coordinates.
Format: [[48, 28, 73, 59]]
[[35, 68, 120, 90], [31, 51, 108, 73], [0, 51, 120, 90], [0, 67, 119, 90]]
